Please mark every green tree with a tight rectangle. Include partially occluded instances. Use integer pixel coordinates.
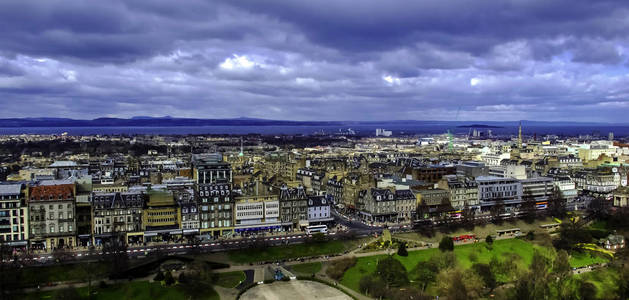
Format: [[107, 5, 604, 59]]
[[164, 271, 175, 286], [430, 251, 457, 270], [472, 263, 496, 291], [412, 260, 439, 291], [578, 280, 597, 300], [485, 234, 493, 245], [376, 256, 409, 288], [154, 270, 165, 282], [397, 242, 408, 257], [547, 188, 567, 218], [437, 268, 483, 300], [513, 251, 552, 300], [552, 250, 572, 280], [617, 265, 629, 300], [181, 261, 216, 299], [439, 236, 454, 252]]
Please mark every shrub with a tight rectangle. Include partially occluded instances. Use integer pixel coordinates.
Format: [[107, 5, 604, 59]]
[[526, 231, 535, 240], [469, 251, 478, 262], [397, 242, 408, 257], [164, 271, 175, 286], [326, 256, 357, 280], [99, 281, 108, 289], [376, 256, 409, 287], [153, 270, 165, 282], [439, 236, 454, 252]]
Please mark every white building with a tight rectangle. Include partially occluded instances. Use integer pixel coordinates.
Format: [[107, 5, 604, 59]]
[[375, 128, 392, 137], [307, 196, 332, 224]]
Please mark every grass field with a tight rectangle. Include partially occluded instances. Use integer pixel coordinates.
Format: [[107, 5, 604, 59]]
[[228, 240, 350, 263], [20, 262, 111, 287], [576, 267, 619, 299], [340, 238, 608, 293], [290, 262, 322, 275], [569, 251, 609, 268], [214, 271, 246, 288], [25, 281, 220, 300]]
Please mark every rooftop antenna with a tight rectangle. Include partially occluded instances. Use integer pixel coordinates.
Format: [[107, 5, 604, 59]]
[[239, 137, 244, 157], [448, 107, 461, 152], [518, 121, 523, 148]]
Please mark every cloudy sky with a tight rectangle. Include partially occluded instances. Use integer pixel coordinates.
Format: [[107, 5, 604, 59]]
[[1, 0, 629, 122]]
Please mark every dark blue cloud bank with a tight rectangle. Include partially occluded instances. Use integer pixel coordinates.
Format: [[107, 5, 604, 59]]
[[1, 0, 629, 122]]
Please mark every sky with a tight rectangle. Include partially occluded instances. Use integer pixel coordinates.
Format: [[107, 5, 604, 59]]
[[1, 0, 629, 122]]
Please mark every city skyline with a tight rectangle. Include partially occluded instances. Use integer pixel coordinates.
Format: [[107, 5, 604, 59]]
[[2, 1, 629, 121]]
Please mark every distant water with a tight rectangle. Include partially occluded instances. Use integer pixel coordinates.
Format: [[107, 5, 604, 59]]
[[0, 125, 628, 137]]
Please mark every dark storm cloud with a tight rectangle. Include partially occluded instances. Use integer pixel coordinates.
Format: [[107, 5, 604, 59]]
[[0, 0, 628, 121]]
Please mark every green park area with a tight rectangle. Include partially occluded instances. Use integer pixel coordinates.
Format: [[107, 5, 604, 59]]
[[16, 262, 111, 288], [338, 238, 609, 295], [576, 267, 620, 299], [214, 271, 246, 288], [24, 280, 220, 300], [290, 262, 323, 275]]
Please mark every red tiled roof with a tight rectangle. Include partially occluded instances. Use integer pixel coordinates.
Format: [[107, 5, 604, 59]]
[[29, 184, 74, 201]]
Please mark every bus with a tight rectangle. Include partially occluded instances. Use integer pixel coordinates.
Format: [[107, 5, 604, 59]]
[[306, 225, 328, 235]]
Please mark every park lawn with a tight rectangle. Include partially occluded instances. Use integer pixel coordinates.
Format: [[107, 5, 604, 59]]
[[25, 281, 220, 300], [20, 262, 111, 287], [452, 238, 552, 269], [576, 267, 619, 300], [569, 251, 609, 268], [214, 271, 246, 288], [228, 240, 348, 263], [341, 239, 556, 293], [291, 262, 322, 275]]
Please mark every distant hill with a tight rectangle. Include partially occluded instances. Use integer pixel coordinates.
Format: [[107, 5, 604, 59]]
[[0, 117, 624, 128], [457, 124, 503, 128]]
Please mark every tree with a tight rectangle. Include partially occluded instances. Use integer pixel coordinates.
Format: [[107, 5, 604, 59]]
[[376, 256, 409, 288], [513, 251, 552, 300], [310, 232, 328, 243], [154, 270, 165, 282], [359, 275, 387, 299], [555, 217, 592, 250], [616, 265, 629, 300], [430, 251, 457, 270], [412, 260, 439, 291], [397, 242, 408, 257], [461, 204, 476, 230], [587, 196, 609, 220], [80, 246, 98, 299], [578, 280, 597, 300], [102, 225, 129, 277], [0, 244, 22, 300], [552, 250, 572, 281], [521, 190, 537, 223], [490, 200, 505, 224], [439, 236, 454, 252], [436, 268, 483, 300], [181, 261, 215, 299], [164, 271, 175, 286], [326, 257, 357, 281], [472, 263, 496, 291], [547, 188, 567, 218]]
